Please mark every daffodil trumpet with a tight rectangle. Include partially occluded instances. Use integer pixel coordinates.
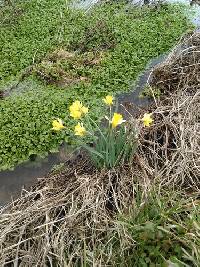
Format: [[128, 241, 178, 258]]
[[52, 118, 65, 131], [141, 113, 153, 127], [103, 95, 114, 106], [69, 100, 89, 120]]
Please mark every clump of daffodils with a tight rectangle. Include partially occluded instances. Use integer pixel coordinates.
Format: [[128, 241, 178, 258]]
[[51, 95, 153, 169]]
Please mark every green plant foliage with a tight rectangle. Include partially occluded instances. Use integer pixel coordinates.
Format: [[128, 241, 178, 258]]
[[102, 187, 200, 266], [0, 83, 66, 170], [51, 162, 65, 174], [140, 85, 161, 99], [0, 0, 65, 84], [0, 1, 192, 169], [0, 79, 103, 170], [86, 124, 137, 170], [76, 115, 137, 170]]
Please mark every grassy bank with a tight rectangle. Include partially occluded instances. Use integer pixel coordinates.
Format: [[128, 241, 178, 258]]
[[0, 164, 199, 266], [0, 1, 192, 170]]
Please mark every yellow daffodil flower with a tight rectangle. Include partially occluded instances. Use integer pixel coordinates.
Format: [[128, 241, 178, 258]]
[[141, 113, 153, 127], [103, 95, 113, 106], [69, 100, 88, 119], [111, 113, 125, 128], [70, 110, 82, 120], [74, 123, 86, 137], [70, 100, 82, 110], [52, 119, 65, 131], [82, 106, 89, 114]]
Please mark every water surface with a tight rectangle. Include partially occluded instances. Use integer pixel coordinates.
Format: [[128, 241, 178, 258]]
[[0, 144, 70, 207]]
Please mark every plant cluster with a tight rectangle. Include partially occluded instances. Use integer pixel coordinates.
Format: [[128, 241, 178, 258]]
[[52, 95, 153, 169], [0, 0, 191, 85], [0, 84, 68, 170], [140, 85, 161, 99]]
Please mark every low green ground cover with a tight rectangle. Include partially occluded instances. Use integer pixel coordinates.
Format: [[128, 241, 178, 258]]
[[90, 186, 200, 266], [0, 1, 192, 170]]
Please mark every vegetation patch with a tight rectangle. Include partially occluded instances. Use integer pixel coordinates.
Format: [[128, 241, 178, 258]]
[[0, 1, 192, 170], [33, 49, 105, 86], [68, 19, 117, 52], [0, 28, 200, 265]]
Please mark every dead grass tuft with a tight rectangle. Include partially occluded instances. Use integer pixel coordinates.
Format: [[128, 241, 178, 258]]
[[140, 30, 200, 189], [0, 157, 149, 266], [150, 30, 200, 94], [139, 89, 200, 188]]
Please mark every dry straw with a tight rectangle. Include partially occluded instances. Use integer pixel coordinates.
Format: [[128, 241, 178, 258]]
[[145, 30, 200, 188], [0, 158, 147, 266]]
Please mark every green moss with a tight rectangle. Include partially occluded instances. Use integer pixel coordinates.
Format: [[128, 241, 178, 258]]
[[0, 1, 192, 169]]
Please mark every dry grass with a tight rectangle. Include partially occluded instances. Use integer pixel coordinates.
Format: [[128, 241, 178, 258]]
[[0, 157, 148, 266], [0, 30, 200, 266], [139, 89, 200, 188], [150, 30, 200, 93], [144, 30, 200, 189]]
